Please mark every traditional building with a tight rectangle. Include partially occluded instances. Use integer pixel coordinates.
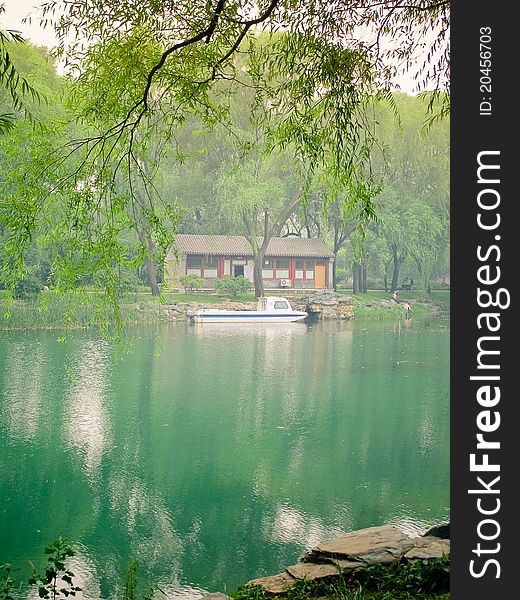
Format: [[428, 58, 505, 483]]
[[165, 234, 335, 291]]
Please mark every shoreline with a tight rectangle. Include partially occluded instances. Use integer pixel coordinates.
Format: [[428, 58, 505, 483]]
[[208, 522, 450, 600], [0, 290, 450, 331]]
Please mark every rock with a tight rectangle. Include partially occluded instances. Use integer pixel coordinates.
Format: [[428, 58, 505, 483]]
[[332, 558, 369, 572], [285, 563, 341, 581], [199, 594, 232, 600], [423, 522, 450, 539], [404, 537, 450, 562], [304, 294, 354, 320], [247, 572, 296, 595], [337, 305, 354, 319], [246, 522, 450, 596], [303, 525, 416, 566]]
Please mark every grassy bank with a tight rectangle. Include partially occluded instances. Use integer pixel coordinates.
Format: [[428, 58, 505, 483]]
[[0, 289, 449, 331], [0, 291, 166, 331], [233, 557, 450, 600], [1, 542, 449, 600], [339, 290, 450, 319]]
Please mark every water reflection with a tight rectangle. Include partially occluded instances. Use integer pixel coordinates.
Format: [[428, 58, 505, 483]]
[[266, 503, 347, 549], [65, 341, 111, 478], [0, 319, 449, 597], [108, 472, 184, 575], [1, 339, 45, 442], [186, 322, 309, 339]]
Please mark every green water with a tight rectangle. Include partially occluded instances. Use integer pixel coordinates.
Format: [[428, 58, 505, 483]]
[[0, 318, 449, 598]]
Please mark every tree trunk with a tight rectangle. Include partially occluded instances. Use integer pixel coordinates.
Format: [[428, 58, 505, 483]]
[[133, 180, 160, 297], [384, 258, 392, 293], [362, 264, 367, 293], [251, 210, 270, 298], [253, 252, 265, 298], [138, 228, 160, 297], [145, 236, 160, 297], [250, 192, 302, 298], [352, 263, 359, 294], [390, 245, 399, 292]]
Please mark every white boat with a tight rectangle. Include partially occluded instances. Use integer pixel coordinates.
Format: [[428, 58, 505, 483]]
[[187, 296, 308, 324]]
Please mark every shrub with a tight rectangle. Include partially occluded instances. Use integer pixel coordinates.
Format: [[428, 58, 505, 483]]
[[14, 275, 42, 300], [117, 271, 146, 296], [27, 537, 82, 600], [180, 274, 204, 293], [335, 267, 349, 285], [215, 275, 251, 297]]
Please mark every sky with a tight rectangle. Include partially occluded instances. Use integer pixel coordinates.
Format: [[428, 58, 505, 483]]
[[2, 0, 423, 93], [2, 0, 57, 47]]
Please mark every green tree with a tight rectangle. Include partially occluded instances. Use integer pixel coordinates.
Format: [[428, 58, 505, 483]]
[[0, 3, 43, 133], [0, 42, 79, 297], [2, 2, 449, 309], [370, 93, 449, 292]]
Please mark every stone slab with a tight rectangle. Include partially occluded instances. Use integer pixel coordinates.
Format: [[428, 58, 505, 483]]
[[404, 536, 450, 561], [245, 524, 450, 595], [285, 563, 341, 581], [247, 572, 297, 595], [330, 559, 368, 572], [306, 525, 415, 563]]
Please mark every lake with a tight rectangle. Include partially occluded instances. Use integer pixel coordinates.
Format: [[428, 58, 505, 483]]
[[0, 317, 449, 598]]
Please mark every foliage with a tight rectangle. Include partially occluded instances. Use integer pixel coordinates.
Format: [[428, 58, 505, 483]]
[[13, 274, 42, 300], [233, 556, 449, 600], [215, 275, 251, 297], [0, 564, 14, 600], [0, 3, 43, 133], [122, 559, 155, 600], [46, 1, 449, 136], [351, 556, 450, 596], [335, 267, 349, 285], [0, 1, 450, 325], [116, 270, 148, 296], [27, 537, 82, 600], [33, 0, 447, 290], [0, 292, 167, 331], [1, 542, 155, 600], [180, 273, 204, 293], [330, 92, 450, 293]]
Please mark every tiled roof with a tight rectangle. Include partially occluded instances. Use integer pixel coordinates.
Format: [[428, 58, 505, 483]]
[[173, 234, 334, 258], [265, 237, 334, 257]]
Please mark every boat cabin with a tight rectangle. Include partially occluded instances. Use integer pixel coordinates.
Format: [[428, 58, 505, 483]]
[[257, 297, 293, 312]]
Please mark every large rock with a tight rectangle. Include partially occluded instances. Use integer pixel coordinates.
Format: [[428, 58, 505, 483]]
[[247, 572, 296, 594], [303, 525, 416, 566], [246, 523, 450, 595], [404, 536, 450, 562], [285, 562, 341, 581], [423, 522, 450, 539], [297, 292, 354, 320]]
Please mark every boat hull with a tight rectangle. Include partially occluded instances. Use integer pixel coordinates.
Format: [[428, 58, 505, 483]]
[[189, 310, 307, 324]]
